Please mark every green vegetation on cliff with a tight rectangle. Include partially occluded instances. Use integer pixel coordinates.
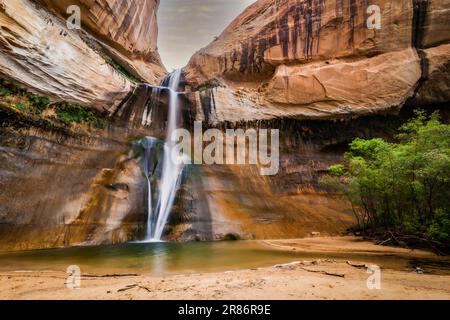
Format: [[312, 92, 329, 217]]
[[322, 111, 450, 252], [195, 80, 222, 92], [0, 78, 106, 129], [109, 60, 141, 83]]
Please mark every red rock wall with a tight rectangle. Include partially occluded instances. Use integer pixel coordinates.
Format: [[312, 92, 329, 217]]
[[185, 0, 449, 122]]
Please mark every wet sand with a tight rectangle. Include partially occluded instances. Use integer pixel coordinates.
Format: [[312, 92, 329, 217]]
[[1, 237, 449, 300]]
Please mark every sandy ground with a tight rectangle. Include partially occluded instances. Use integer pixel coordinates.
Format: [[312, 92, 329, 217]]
[[263, 236, 438, 256], [1, 237, 450, 300]]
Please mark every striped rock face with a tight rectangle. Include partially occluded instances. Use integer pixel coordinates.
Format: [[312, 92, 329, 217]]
[[0, 0, 165, 112], [184, 0, 450, 123], [36, 0, 166, 83]]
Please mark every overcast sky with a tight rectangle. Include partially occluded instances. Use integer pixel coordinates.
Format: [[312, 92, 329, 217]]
[[158, 0, 255, 71]]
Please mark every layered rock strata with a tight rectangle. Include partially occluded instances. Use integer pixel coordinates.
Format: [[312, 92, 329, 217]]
[[0, 0, 165, 113], [185, 0, 450, 123], [36, 0, 166, 83]]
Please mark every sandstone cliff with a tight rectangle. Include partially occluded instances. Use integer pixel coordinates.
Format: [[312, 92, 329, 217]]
[[0, 0, 449, 251], [185, 0, 450, 123], [36, 0, 166, 83], [0, 0, 165, 113], [0, 0, 167, 250], [0, 113, 149, 250]]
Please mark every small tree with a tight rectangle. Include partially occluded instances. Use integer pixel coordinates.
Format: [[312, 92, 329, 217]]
[[322, 110, 450, 250]]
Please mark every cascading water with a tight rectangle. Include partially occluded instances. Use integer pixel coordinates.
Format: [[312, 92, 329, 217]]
[[141, 69, 186, 242], [140, 137, 158, 239], [152, 69, 186, 240]]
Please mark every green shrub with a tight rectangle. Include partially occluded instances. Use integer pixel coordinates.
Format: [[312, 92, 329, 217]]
[[56, 102, 106, 128], [0, 79, 26, 96], [327, 110, 450, 248], [428, 210, 450, 243], [13, 102, 30, 112], [328, 164, 346, 177], [29, 95, 50, 111], [0, 87, 11, 96], [319, 175, 346, 193], [1, 76, 107, 130], [110, 60, 140, 83], [195, 80, 221, 92]]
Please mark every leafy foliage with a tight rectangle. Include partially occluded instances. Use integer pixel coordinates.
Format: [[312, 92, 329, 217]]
[[56, 102, 106, 128], [323, 110, 450, 249], [195, 80, 222, 92], [1, 77, 106, 129], [328, 164, 346, 177], [29, 95, 50, 111], [0, 78, 27, 96], [109, 60, 141, 83]]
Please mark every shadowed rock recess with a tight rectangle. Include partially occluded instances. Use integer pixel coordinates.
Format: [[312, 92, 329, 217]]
[[0, 0, 449, 250]]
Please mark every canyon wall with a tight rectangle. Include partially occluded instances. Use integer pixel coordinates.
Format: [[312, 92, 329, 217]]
[[36, 0, 166, 84], [185, 0, 450, 123], [0, 0, 449, 250], [0, 109, 152, 251], [0, 0, 165, 113], [176, 0, 450, 241], [166, 105, 450, 242], [0, 0, 166, 250]]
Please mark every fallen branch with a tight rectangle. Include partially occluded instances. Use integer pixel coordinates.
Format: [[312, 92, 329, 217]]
[[376, 237, 392, 246], [388, 232, 446, 256], [346, 261, 369, 269], [364, 230, 448, 256], [299, 267, 345, 278], [117, 284, 138, 292], [138, 286, 152, 293], [83, 273, 139, 278]]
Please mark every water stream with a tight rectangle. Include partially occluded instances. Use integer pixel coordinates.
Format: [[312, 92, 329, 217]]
[[141, 70, 186, 242]]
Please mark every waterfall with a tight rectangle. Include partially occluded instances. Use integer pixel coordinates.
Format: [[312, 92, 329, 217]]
[[141, 137, 158, 240], [141, 69, 186, 241]]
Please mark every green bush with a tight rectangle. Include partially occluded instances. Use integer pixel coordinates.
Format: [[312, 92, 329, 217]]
[[110, 60, 140, 83], [14, 102, 30, 112], [328, 164, 346, 177], [0, 87, 11, 96], [1, 76, 108, 130], [327, 110, 450, 248], [319, 175, 346, 193], [195, 80, 221, 92], [56, 102, 106, 128], [29, 95, 50, 111], [428, 210, 450, 243], [0, 79, 26, 96]]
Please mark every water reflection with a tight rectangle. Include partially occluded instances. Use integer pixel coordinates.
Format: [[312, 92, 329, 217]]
[[1, 241, 450, 276]]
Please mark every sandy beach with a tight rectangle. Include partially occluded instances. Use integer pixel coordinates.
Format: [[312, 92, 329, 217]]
[[1, 237, 450, 300]]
